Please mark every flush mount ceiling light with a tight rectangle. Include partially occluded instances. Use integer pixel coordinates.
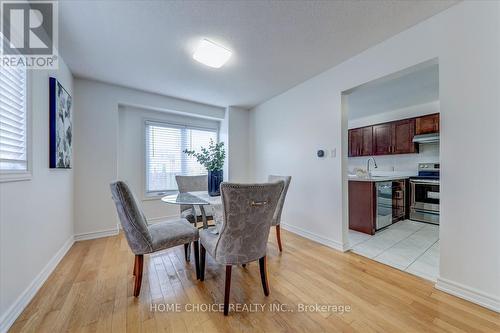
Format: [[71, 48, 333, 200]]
[[192, 39, 232, 68]]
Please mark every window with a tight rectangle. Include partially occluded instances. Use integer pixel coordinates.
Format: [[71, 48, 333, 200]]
[[0, 60, 29, 181], [145, 121, 218, 194]]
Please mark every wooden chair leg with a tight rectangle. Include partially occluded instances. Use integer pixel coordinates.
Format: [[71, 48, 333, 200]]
[[184, 243, 191, 262], [193, 240, 200, 280], [224, 265, 232, 316], [133, 257, 137, 276], [200, 244, 206, 281], [276, 225, 283, 252], [259, 256, 270, 296], [133, 254, 144, 297]]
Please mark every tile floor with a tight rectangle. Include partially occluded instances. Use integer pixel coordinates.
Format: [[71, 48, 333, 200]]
[[349, 220, 439, 281]]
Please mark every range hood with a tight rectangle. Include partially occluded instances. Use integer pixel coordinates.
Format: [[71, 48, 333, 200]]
[[413, 133, 439, 144]]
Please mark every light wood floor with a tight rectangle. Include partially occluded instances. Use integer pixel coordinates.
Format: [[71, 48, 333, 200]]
[[9, 228, 500, 332]]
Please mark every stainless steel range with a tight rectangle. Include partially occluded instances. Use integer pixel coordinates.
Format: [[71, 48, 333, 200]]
[[410, 163, 440, 225]]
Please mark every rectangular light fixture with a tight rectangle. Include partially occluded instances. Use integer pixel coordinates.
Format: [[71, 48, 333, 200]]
[[193, 39, 232, 68]]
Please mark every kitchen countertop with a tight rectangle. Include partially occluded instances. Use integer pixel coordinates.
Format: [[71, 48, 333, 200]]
[[348, 175, 410, 182]]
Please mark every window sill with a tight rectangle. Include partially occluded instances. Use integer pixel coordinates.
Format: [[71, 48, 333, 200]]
[[0, 171, 32, 183]]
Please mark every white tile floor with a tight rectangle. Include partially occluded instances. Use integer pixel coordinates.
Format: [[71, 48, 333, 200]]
[[349, 220, 439, 281]]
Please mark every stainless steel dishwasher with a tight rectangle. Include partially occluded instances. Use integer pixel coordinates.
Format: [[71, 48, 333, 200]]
[[376, 181, 393, 230]]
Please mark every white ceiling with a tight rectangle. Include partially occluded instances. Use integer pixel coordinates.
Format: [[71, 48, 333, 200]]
[[347, 62, 439, 119], [59, 0, 456, 109]]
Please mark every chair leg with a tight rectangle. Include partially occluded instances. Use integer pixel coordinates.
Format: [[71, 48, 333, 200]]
[[259, 256, 270, 296], [133, 257, 137, 276], [193, 240, 200, 280], [276, 225, 283, 252], [200, 244, 206, 281], [184, 243, 191, 262], [133, 254, 144, 297], [224, 265, 232, 316]]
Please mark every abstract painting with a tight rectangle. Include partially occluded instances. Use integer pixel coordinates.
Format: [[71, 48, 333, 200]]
[[49, 77, 72, 168]]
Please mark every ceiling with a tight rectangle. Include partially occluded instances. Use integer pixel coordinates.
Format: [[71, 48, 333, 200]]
[[59, 0, 456, 109], [347, 62, 439, 119]]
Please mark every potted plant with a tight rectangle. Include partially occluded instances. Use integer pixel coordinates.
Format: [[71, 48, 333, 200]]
[[184, 139, 226, 196]]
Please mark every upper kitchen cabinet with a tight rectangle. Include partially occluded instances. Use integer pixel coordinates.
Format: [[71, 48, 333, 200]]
[[348, 126, 373, 157], [361, 126, 373, 156], [393, 119, 417, 154], [349, 117, 418, 157], [348, 128, 362, 157], [415, 113, 440, 135], [373, 123, 392, 155]]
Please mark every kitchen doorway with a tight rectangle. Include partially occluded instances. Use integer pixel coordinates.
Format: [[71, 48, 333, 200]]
[[342, 59, 441, 281]]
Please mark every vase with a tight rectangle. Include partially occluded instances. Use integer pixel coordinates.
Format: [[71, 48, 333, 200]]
[[208, 170, 223, 196]]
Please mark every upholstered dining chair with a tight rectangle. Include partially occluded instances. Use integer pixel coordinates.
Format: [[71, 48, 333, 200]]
[[175, 175, 214, 261], [199, 181, 284, 315], [110, 181, 200, 297], [268, 175, 292, 252]]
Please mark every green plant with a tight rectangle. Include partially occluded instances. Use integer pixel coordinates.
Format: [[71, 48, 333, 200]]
[[183, 139, 225, 171]]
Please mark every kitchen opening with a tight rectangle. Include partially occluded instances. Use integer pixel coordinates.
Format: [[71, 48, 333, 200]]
[[342, 59, 440, 281]]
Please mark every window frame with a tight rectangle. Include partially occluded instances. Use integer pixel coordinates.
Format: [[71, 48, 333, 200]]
[[143, 119, 219, 199], [0, 66, 32, 183]]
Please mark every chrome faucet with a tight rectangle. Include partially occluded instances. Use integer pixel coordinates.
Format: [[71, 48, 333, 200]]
[[367, 157, 378, 177]]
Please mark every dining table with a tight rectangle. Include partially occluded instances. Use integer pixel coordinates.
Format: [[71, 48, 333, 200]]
[[161, 191, 222, 230]]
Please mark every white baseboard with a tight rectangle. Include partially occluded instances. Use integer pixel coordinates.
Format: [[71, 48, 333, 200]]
[[435, 277, 500, 313], [0, 235, 75, 333], [74, 227, 119, 241], [281, 223, 348, 252]]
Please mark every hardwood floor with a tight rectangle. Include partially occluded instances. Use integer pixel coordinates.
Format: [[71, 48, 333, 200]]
[[9, 228, 500, 332]]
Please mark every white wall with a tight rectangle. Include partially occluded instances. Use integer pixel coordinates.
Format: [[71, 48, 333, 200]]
[[117, 105, 220, 221], [249, 1, 500, 311], [73, 79, 225, 237], [226, 106, 250, 182], [0, 61, 74, 328], [348, 101, 439, 129], [348, 101, 440, 174]]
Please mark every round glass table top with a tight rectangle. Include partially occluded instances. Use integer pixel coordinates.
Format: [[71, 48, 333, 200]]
[[161, 191, 221, 206]]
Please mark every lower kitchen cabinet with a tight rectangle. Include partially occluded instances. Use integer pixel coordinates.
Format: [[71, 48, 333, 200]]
[[349, 179, 408, 235], [349, 181, 376, 235]]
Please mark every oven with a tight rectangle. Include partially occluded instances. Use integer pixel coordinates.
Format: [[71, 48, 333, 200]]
[[410, 179, 440, 224]]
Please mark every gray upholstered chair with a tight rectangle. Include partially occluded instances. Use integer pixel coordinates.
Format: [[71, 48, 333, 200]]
[[110, 181, 200, 297], [175, 175, 214, 260], [268, 175, 292, 252], [199, 181, 285, 315]]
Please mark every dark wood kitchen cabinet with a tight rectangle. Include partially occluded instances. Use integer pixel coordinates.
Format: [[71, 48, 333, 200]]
[[348, 126, 373, 157], [361, 126, 373, 156], [372, 123, 392, 155], [349, 179, 408, 235], [349, 117, 418, 156], [348, 128, 362, 157], [415, 113, 440, 135], [392, 119, 417, 154], [348, 181, 376, 235]]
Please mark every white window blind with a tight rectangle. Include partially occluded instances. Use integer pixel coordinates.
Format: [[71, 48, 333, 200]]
[[0, 63, 27, 172], [145, 121, 218, 193]]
